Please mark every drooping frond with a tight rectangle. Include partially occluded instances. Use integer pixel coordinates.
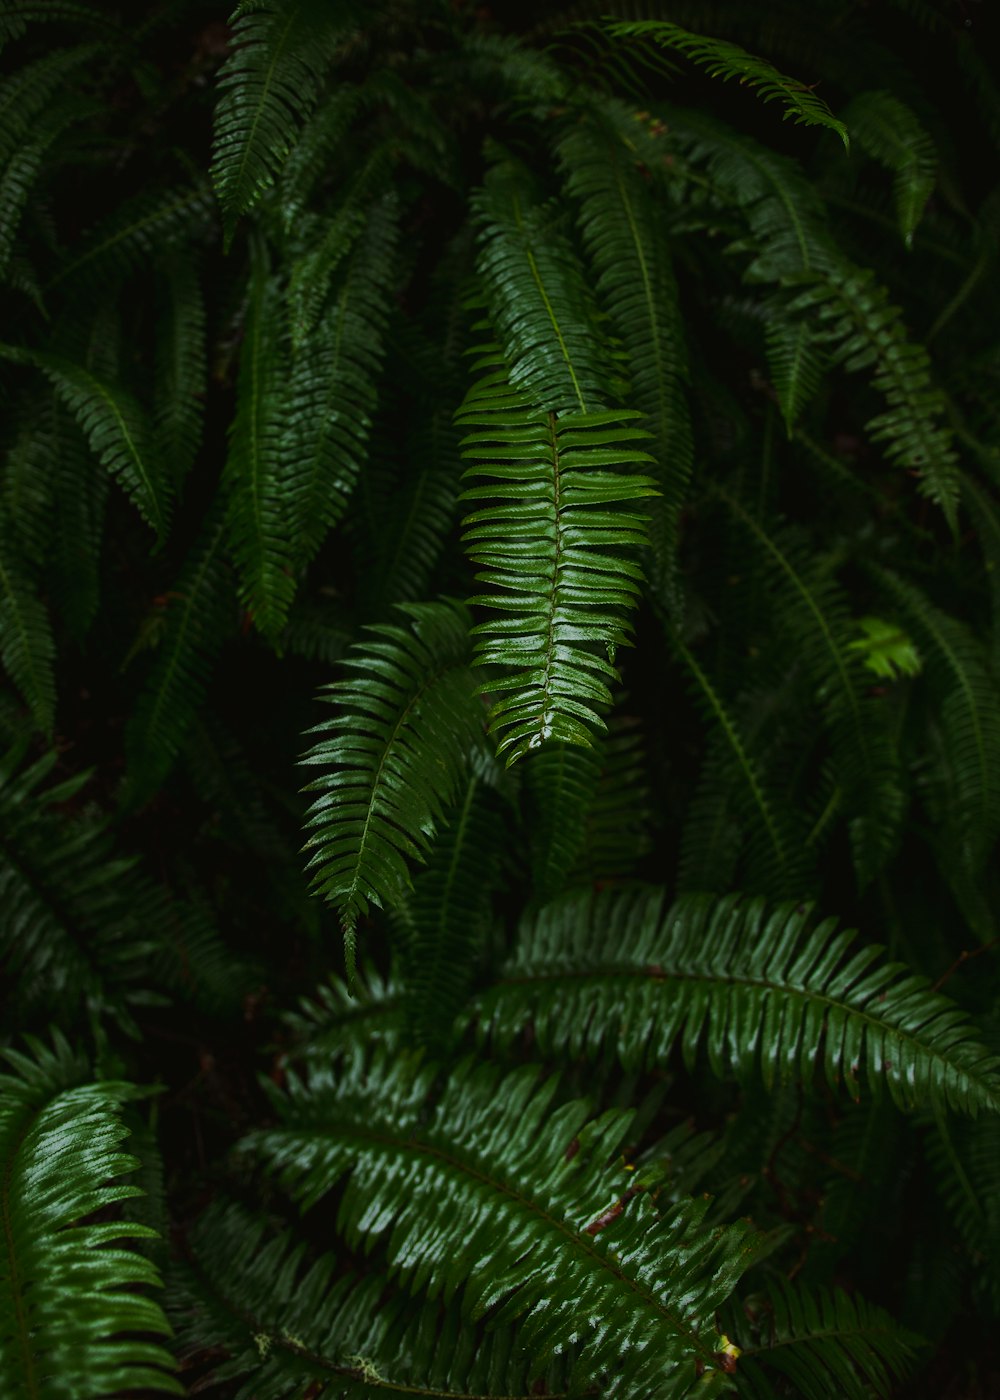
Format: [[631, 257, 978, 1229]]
[[472, 886, 1000, 1115], [763, 300, 827, 433], [557, 103, 694, 603], [49, 407, 108, 640], [0, 345, 170, 540], [871, 567, 1000, 872], [733, 1280, 922, 1398], [123, 511, 235, 809], [719, 493, 905, 888], [0, 95, 84, 279], [457, 363, 657, 762], [525, 740, 603, 903], [604, 20, 850, 148], [154, 256, 206, 485], [299, 600, 482, 978], [211, 0, 354, 247], [472, 156, 614, 414], [0, 1033, 179, 1398], [172, 1201, 577, 1398], [0, 536, 55, 734], [926, 1106, 1000, 1314], [394, 773, 503, 1046], [284, 196, 397, 565], [248, 1049, 762, 1396], [845, 90, 936, 247], [0, 44, 100, 166], [222, 247, 293, 639]]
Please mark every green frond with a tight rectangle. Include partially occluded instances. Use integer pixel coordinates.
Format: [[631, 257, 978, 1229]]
[[457, 365, 657, 763], [473, 886, 1000, 1115], [733, 1279, 922, 1398], [557, 103, 694, 603], [396, 773, 504, 1045], [0, 97, 84, 279], [154, 256, 206, 485], [284, 196, 397, 563], [248, 1049, 762, 1396], [525, 740, 603, 902], [872, 567, 1000, 872], [719, 495, 905, 888], [0, 345, 169, 541], [284, 962, 403, 1066], [788, 264, 959, 525], [0, 525, 55, 733], [0, 44, 100, 165], [173, 1201, 577, 1399], [0, 2, 113, 49], [123, 512, 235, 809], [49, 408, 108, 640], [763, 301, 827, 432], [573, 711, 653, 882], [473, 156, 616, 414], [47, 183, 215, 294], [299, 600, 482, 979], [223, 249, 294, 640], [962, 471, 1000, 671], [277, 83, 363, 229], [926, 1106, 1000, 1313], [211, 0, 353, 247], [604, 20, 850, 148], [0, 1033, 180, 1397], [845, 90, 936, 248]]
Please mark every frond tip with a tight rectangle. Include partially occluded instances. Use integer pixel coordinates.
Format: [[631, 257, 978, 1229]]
[[457, 361, 658, 763]]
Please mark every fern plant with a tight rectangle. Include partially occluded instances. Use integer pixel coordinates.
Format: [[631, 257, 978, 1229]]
[[1, 0, 999, 1395]]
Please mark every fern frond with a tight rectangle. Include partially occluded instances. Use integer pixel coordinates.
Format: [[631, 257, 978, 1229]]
[[473, 156, 616, 414], [0, 345, 169, 540], [249, 1049, 761, 1395], [605, 20, 849, 148], [211, 0, 351, 247], [0, 43, 100, 165], [0, 1033, 180, 1397], [720, 495, 905, 888], [845, 90, 936, 248], [763, 300, 827, 432], [284, 962, 403, 1066], [223, 249, 294, 639], [49, 406, 108, 640], [525, 740, 603, 903], [926, 1106, 1000, 1313], [284, 196, 397, 565], [734, 1279, 922, 1398], [872, 567, 1000, 872], [0, 96, 84, 279], [457, 364, 657, 763], [557, 104, 694, 604], [277, 82, 363, 229], [300, 600, 482, 979], [473, 886, 1000, 1115], [123, 512, 235, 809], [0, 548, 54, 736], [396, 773, 503, 1045], [154, 255, 206, 485], [173, 1201, 577, 1398]]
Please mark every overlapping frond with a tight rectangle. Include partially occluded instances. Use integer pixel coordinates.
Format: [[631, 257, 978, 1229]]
[[249, 1049, 761, 1396], [300, 600, 482, 977], [0, 1034, 179, 1398], [457, 363, 657, 763], [211, 0, 354, 246], [154, 256, 206, 485], [845, 89, 936, 247], [473, 886, 1000, 1114], [0, 523, 55, 733], [733, 1280, 922, 1398], [172, 1201, 577, 1399], [605, 20, 850, 147]]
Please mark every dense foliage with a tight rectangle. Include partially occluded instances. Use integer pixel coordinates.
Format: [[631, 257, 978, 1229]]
[[1, 0, 999, 1394]]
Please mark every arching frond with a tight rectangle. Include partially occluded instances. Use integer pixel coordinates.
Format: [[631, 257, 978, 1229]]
[[605, 20, 850, 147], [733, 1280, 922, 1398], [172, 1201, 577, 1399], [457, 362, 657, 763], [0, 345, 169, 540], [300, 600, 482, 978], [211, 0, 353, 247], [473, 886, 1000, 1115], [557, 103, 694, 604], [0, 1033, 179, 1398], [845, 90, 936, 248], [249, 1050, 761, 1396]]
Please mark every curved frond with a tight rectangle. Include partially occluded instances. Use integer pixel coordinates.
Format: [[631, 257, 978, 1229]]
[[0, 1034, 179, 1398], [605, 20, 849, 148], [173, 1201, 577, 1399], [845, 89, 936, 247], [300, 600, 482, 977], [457, 364, 657, 763], [0, 538, 55, 733], [154, 256, 206, 485], [734, 1280, 922, 1398], [0, 345, 169, 540], [248, 1050, 761, 1396], [473, 886, 1000, 1115], [211, 0, 352, 246]]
